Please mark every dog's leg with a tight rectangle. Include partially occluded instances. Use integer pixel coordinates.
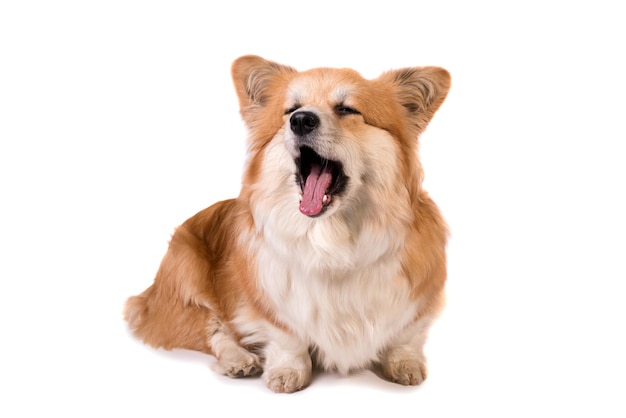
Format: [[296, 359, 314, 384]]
[[208, 317, 262, 378], [262, 329, 312, 393], [379, 316, 434, 386]]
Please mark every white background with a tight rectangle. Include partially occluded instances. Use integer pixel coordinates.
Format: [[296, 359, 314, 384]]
[[1, 1, 625, 416]]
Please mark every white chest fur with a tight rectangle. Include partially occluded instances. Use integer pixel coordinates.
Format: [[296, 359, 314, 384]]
[[254, 227, 418, 374]]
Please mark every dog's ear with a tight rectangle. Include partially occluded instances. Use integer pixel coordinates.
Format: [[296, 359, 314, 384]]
[[377, 66, 451, 135], [231, 55, 296, 121]]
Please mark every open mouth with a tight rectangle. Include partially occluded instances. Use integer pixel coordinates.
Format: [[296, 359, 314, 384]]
[[295, 146, 347, 217]]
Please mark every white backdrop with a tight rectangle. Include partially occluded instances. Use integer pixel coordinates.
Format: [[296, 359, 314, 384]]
[[1, 1, 625, 416]]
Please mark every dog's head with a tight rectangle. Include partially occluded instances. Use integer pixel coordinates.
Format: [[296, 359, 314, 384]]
[[231, 55, 450, 226]]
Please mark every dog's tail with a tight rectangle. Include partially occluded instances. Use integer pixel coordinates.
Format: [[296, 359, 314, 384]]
[[123, 281, 213, 354], [123, 285, 162, 347], [123, 287, 152, 336]]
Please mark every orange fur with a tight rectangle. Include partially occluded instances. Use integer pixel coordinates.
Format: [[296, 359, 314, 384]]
[[124, 56, 451, 392]]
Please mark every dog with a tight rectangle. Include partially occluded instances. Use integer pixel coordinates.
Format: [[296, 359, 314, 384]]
[[124, 55, 451, 393]]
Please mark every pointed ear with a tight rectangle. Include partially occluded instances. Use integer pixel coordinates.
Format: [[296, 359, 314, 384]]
[[377, 66, 451, 134], [231, 55, 296, 118]]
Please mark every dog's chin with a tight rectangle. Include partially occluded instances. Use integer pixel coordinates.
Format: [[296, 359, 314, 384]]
[[295, 146, 348, 218]]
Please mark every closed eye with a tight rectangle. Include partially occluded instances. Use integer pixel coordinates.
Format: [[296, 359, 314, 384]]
[[285, 105, 301, 115], [335, 105, 360, 116]]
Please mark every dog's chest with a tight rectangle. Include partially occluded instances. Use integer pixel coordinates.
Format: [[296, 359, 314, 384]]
[[257, 249, 418, 372]]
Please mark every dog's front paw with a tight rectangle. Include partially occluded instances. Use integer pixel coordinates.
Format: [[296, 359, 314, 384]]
[[381, 358, 427, 386], [263, 367, 311, 393], [211, 347, 262, 378]]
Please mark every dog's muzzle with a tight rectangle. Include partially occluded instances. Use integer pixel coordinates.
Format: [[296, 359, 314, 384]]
[[290, 111, 347, 217]]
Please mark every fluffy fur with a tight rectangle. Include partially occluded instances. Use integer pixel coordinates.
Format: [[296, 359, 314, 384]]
[[124, 55, 451, 393]]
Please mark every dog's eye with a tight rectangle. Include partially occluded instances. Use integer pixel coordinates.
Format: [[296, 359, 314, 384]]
[[335, 105, 360, 116], [285, 105, 300, 115]]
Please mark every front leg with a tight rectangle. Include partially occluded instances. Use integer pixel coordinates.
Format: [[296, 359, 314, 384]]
[[380, 344, 428, 385], [379, 316, 435, 386], [262, 328, 312, 393]]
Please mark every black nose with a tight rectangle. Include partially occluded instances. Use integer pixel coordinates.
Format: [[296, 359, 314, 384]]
[[290, 111, 319, 136]]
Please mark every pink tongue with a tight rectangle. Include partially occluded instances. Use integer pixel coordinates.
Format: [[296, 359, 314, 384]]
[[299, 163, 333, 216]]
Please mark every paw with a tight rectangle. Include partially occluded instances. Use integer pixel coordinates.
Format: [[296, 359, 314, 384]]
[[381, 358, 427, 386], [263, 367, 311, 393], [211, 347, 262, 378]]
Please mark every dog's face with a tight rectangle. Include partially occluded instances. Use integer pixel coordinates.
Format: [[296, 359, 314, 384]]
[[283, 70, 390, 218], [231, 56, 450, 229]]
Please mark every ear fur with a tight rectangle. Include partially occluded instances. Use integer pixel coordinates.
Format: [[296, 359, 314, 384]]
[[231, 55, 296, 122], [377, 66, 451, 135]]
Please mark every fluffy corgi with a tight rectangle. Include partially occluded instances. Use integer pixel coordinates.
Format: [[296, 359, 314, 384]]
[[124, 55, 451, 393]]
